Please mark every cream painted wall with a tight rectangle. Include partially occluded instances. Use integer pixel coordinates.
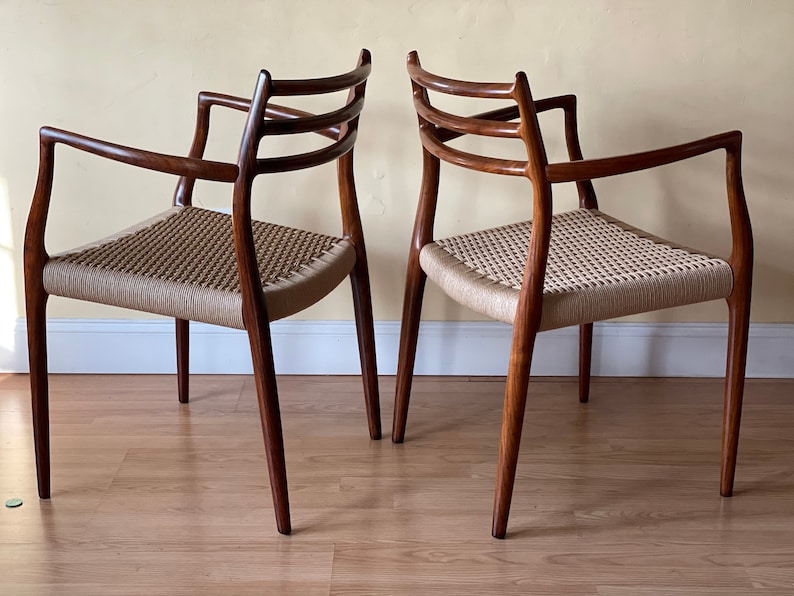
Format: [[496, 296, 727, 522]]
[[1, 0, 792, 326]]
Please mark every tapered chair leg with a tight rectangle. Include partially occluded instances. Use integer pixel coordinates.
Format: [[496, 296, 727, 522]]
[[720, 293, 751, 497], [579, 323, 593, 403], [246, 323, 291, 535], [392, 259, 428, 444], [176, 318, 189, 404], [26, 288, 51, 499], [349, 261, 382, 440], [492, 325, 538, 539]]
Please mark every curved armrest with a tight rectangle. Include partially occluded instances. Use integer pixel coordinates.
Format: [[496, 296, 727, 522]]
[[198, 91, 251, 112], [546, 128, 751, 277], [40, 126, 239, 182], [534, 94, 576, 114], [546, 130, 742, 183]]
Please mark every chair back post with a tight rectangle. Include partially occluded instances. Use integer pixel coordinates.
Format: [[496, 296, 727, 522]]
[[337, 49, 371, 248], [173, 95, 214, 207], [512, 72, 553, 333], [232, 70, 273, 329], [407, 51, 442, 252], [25, 137, 57, 273], [558, 95, 598, 209], [725, 138, 753, 279]]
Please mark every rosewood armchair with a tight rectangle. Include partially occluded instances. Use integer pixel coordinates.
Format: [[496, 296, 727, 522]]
[[25, 50, 380, 535], [393, 51, 752, 538]]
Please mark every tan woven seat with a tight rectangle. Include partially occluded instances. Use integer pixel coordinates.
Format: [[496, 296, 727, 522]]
[[43, 206, 356, 328], [394, 52, 753, 539], [420, 208, 733, 330]]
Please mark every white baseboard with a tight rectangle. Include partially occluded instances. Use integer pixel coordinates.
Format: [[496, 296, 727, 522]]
[[1, 318, 792, 377]]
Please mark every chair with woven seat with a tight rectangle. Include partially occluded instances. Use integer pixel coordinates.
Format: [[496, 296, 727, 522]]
[[393, 51, 752, 538], [25, 49, 380, 535]]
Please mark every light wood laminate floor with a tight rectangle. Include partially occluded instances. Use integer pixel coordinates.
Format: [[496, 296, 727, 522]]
[[1, 374, 792, 595]]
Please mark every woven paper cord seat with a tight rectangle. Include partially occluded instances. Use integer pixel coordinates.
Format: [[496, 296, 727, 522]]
[[43, 205, 356, 328], [419, 208, 734, 330]]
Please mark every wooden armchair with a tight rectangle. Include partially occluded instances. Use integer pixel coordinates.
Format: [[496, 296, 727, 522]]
[[25, 50, 380, 535], [393, 51, 752, 538]]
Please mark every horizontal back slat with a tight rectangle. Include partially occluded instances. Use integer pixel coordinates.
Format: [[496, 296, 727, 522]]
[[247, 50, 370, 175], [256, 129, 357, 175], [414, 99, 521, 139], [407, 51, 530, 176], [419, 127, 527, 176], [263, 95, 365, 137]]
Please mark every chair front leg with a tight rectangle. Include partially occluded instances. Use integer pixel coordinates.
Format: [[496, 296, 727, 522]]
[[720, 286, 752, 497], [492, 323, 538, 539], [26, 286, 51, 498], [392, 256, 428, 443], [349, 258, 382, 440], [246, 321, 291, 535], [579, 322, 593, 403], [176, 318, 190, 404]]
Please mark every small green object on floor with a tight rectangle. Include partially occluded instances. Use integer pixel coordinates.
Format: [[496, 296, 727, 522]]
[[5, 498, 23, 508]]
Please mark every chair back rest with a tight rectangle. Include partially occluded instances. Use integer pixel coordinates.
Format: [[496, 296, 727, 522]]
[[237, 50, 371, 182], [406, 51, 556, 326], [230, 51, 371, 317], [406, 51, 548, 185]]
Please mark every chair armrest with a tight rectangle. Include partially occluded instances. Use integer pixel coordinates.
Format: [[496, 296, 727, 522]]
[[198, 91, 252, 112], [25, 127, 238, 265], [546, 128, 752, 278], [533, 94, 576, 114], [39, 126, 239, 182], [545, 130, 742, 183]]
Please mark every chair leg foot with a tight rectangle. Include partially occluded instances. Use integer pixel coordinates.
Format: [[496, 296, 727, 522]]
[[247, 323, 291, 535], [720, 294, 751, 497], [578, 323, 593, 404], [176, 318, 189, 404], [392, 261, 427, 444], [27, 288, 51, 499], [492, 325, 538, 539], [349, 262, 381, 440]]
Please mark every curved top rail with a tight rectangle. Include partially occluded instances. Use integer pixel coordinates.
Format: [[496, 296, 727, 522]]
[[263, 94, 364, 137], [270, 60, 371, 97], [407, 51, 514, 99]]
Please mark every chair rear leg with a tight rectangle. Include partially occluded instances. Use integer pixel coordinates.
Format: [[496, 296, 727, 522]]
[[26, 288, 51, 499], [492, 325, 538, 539], [349, 260, 381, 440], [246, 323, 291, 535], [392, 259, 427, 443], [720, 293, 751, 497], [176, 318, 189, 404], [579, 323, 593, 403]]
